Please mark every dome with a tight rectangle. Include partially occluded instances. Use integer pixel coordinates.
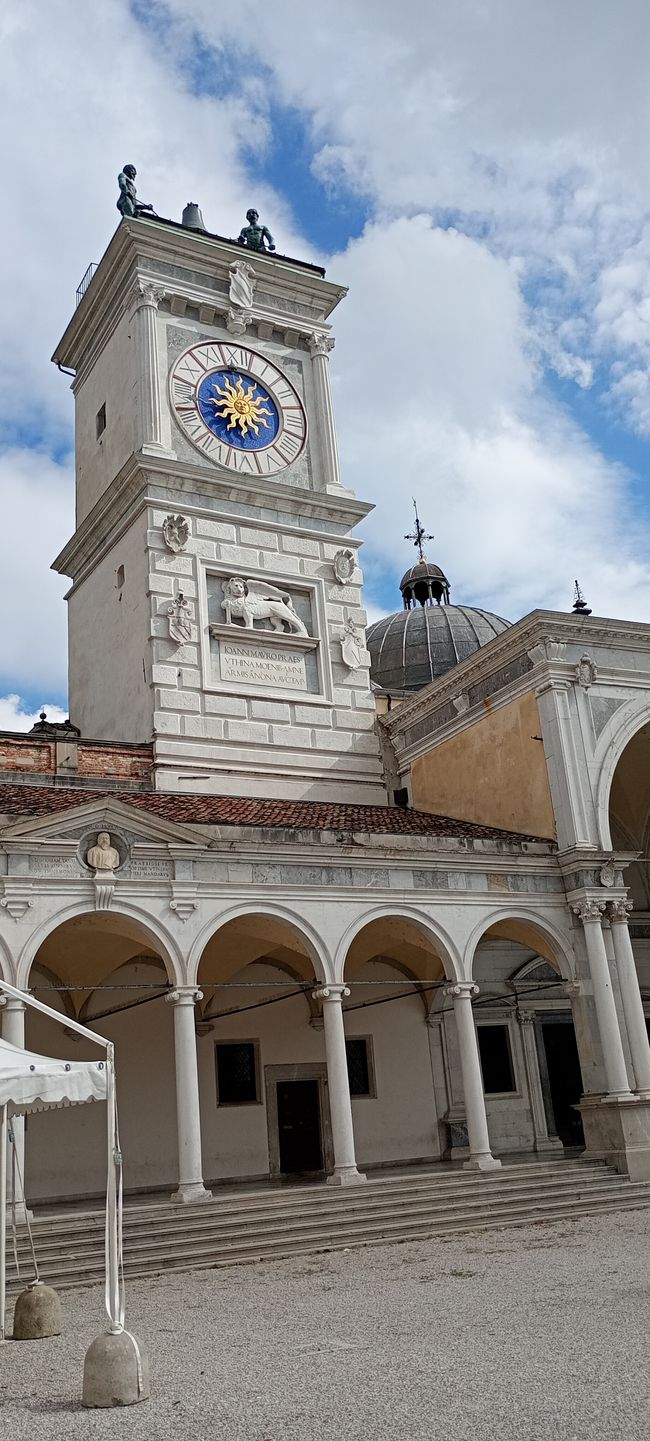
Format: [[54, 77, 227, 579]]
[[367, 604, 511, 695], [399, 560, 450, 608]]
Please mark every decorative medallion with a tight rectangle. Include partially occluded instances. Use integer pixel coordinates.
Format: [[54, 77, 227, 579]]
[[167, 591, 193, 644], [333, 549, 355, 584], [169, 341, 307, 476], [162, 514, 189, 553], [338, 617, 364, 671]]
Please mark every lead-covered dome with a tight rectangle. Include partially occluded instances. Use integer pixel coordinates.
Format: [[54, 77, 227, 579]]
[[367, 520, 510, 695], [367, 604, 511, 695]]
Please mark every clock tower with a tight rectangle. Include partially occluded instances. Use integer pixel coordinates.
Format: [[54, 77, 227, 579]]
[[52, 211, 385, 802]]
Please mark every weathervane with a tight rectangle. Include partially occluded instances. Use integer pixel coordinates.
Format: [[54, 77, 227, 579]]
[[572, 580, 592, 616], [404, 498, 434, 563]]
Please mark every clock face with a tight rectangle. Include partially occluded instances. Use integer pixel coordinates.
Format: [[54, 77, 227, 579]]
[[169, 341, 307, 476]]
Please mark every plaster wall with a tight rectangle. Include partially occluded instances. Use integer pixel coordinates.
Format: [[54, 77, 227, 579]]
[[67, 515, 152, 741], [75, 309, 135, 525], [411, 691, 556, 839], [199, 961, 439, 1182], [23, 961, 175, 1201]]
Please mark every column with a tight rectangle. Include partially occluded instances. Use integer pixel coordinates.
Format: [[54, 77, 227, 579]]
[[165, 988, 212, 1203], [2, 998, 31, 1223], [129, 279, 169, 455], [314, 986, 366, 1186], [608, 900, 650, 1098], [444, 983, 501, 1171], [572, 901, 632, 1099], [307, 335, 342, 490], [517, 1011, 562, 1151]]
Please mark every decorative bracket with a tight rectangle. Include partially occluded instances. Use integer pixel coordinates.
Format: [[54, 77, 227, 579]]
[[0, 882, 34, 921], [169, 884, 199, 923]]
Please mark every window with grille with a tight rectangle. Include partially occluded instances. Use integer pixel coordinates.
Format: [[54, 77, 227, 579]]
[[346, 1037, 373, 1097], [215, 1042, 259, 1105], [477, 1024, 516, 1094]]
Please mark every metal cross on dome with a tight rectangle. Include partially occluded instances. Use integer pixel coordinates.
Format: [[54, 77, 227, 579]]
[[404, 499, 434, 563]]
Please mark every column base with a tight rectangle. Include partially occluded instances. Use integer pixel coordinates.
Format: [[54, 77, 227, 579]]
[[534, 1136, 564, 1154], [579, 1095, 650, 1181], [463, 1154, 502, 1172], [170, 1182, 213, 1205], [8, 1203, 34, 1226], [140, 443, 176, 460], [326, 1167, 367, 1187]]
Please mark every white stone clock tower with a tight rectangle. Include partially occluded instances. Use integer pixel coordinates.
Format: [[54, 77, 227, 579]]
[[52, 213, 385, 802]]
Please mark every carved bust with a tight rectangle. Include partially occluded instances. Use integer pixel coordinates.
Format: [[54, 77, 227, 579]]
[[86, 831, 121, 872]]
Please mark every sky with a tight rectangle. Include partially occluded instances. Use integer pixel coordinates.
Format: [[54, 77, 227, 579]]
[[4, 0, 650, 728]]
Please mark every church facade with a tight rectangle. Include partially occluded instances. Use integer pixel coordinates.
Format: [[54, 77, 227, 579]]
[[1, 207, 650, 1208]]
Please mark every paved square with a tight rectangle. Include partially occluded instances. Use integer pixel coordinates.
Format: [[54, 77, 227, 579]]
[[2, 1209, 649, 1440]]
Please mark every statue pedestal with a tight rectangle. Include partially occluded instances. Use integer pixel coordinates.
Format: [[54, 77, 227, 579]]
[[579, 1095, 650, 1181]]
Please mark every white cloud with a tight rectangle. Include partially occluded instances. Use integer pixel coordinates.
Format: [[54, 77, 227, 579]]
[[0, 696, 67, 733]]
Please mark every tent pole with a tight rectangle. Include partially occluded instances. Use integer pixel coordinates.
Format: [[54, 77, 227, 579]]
[[0, 1105, 7, 1343]]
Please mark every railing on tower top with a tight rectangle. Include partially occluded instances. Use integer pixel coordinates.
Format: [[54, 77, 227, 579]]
[[76, 262, 98, 306]]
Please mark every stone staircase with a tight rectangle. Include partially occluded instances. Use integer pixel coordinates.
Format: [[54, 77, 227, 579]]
[[9, 1158, 650, 1292]]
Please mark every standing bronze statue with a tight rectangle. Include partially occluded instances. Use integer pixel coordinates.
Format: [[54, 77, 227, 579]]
[[117, 164, 154, 219], [238, 208, 275, 253]]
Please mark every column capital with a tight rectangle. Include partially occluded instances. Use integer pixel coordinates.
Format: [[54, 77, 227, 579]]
[[607, 898, 633, 925], [313, 984, 350, 1002], [308, 333, 335, 358], [517, 1009, 536, 1026], [165, 987, 203, 1006], [444, 982, 480, 1000], [128, 277, 165, 312], [572, 898, 606, 924], [0, 993, 28, 1013]]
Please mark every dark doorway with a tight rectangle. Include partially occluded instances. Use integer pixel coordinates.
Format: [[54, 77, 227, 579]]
[[276, 1079, 323, 1175], [541, 1022, 585, 1146]]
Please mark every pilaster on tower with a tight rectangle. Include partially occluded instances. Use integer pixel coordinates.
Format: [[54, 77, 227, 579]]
[[51, 213, 385, 803]]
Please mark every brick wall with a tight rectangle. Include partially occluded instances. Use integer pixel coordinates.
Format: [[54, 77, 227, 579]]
[[0, 733, 153, 787]]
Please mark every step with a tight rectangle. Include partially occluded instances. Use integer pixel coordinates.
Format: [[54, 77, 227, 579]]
[[10, 1175, 634, 1265], [23, 1162, 616, 1240], [8, 1177, 650, 1273], [8, 1189, 650, 1293]]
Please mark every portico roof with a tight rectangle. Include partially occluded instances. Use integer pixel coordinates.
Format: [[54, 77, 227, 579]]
[[0, 782, 550, 845]]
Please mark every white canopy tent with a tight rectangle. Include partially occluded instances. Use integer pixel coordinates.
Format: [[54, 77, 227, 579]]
[[0, 980, 125, 1348]]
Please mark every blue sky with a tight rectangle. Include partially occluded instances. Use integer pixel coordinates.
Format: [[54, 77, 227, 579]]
[[3, 0, 650, 727]]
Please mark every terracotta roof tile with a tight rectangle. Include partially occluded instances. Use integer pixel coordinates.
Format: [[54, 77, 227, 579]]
[[0, 782, 550, 845]]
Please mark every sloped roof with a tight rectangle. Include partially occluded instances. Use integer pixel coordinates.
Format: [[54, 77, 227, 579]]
[[0, 782, 549, 844]]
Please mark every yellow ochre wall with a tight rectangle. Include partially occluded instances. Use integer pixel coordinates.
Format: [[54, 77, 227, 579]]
[[410, 690, 556, 839]]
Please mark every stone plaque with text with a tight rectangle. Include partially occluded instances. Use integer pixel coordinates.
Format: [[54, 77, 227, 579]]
[[220, 639, 307, 691]]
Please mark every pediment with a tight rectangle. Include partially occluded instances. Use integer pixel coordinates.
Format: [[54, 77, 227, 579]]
[[0, 795, 208, 853]]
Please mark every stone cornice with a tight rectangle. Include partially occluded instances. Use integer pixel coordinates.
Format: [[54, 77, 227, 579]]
[[382, 610, 650, 743], [52, 455, 372, 586], [53, 219, 346, 372]]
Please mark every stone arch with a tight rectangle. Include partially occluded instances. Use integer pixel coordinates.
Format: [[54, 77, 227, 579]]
[[15, 900, 185, 993], [464, 908, 575, 983], [594, 698, 650, 849], [188, 902, 331, 988], [0, 932, 16, 986], [335, 905, 461, 987], [28, 961, 77, 1021], [77, 955, 169, 1026]]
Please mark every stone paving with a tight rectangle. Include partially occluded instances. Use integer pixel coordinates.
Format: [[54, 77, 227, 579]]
[[1, 1208, 649, 1440]]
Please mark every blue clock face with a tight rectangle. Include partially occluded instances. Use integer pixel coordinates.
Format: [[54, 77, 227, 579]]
[[169, 342, 308, 476], [196, 369, 280, 451]]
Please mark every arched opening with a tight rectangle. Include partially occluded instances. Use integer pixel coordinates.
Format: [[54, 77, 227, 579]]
[[606, 725, 650, 1082], [23, 911, 178, 1202], [469, 918, 582, 1155], [341, 915, 452, 1168], [196, 914, 327, 1183]]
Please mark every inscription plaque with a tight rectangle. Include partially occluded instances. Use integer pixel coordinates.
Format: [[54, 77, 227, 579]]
[[220, 640, 307, 691]]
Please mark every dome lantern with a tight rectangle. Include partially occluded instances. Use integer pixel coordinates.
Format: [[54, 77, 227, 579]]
[[401, 499, 450, 608]]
